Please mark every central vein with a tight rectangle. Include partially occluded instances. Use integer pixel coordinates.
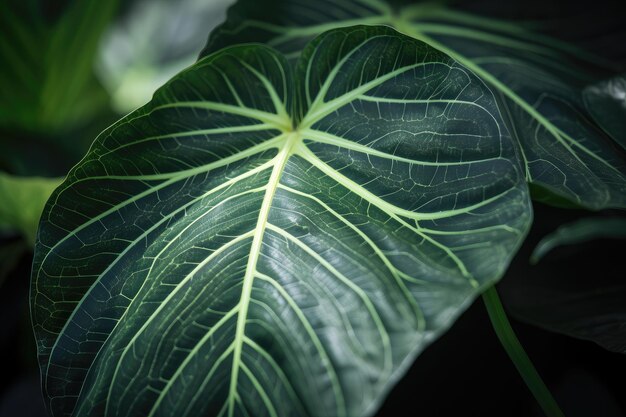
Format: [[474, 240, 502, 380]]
[[228, 130, 301, 416]]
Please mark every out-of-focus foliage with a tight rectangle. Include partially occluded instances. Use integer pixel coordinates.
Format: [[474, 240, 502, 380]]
[[96, 0, 234, 113], [584, 73, 626, 150], [0, 0, 118, 134], [503, 215, 626, 354], [532, 217, 626, 263], [0, 172, 63, 246]]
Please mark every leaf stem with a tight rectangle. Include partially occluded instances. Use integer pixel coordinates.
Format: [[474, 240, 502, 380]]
[[482, 286, 564, 417]]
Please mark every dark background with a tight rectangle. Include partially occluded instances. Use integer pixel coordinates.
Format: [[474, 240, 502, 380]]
[[1, 0, 625, 416]]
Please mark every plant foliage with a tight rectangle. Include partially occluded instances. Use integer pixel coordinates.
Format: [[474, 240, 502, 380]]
[[31, 26, 531, 417]]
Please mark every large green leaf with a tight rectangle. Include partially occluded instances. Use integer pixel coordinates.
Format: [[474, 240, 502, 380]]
[[32, 26, 531, 417], [203, 0, 626, 210]]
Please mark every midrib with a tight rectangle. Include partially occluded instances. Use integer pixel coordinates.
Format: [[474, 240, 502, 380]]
[[227, 130, 301, 416]]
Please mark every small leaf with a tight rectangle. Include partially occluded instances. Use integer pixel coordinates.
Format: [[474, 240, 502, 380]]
[[32, 26, 531, 417]]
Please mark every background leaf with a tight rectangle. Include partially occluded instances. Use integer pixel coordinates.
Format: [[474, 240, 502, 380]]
[[0, 172, 62, 246], [32, 26, 531, 417], [583, 73, 626, 150], [531, 217, 626, 263], [500, 209, 626, 355], [0, 0, 118, 133], [96, 0, 235, 113]]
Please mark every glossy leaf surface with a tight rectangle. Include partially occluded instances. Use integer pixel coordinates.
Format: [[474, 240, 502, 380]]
[[32, 27, 530, 417], [204, 0, 626, 209]]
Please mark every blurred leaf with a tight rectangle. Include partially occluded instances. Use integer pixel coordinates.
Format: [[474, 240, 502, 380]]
[[532, 217, 626, 262], [0, 0, 118, 133], [0, 172, 63, 246], [500, 206, 626, 355], [583, 73, 626, 150], [96, 0, 234, 113]]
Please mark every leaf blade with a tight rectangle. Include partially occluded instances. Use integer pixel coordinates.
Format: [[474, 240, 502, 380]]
[[32, 26, 531, 417]]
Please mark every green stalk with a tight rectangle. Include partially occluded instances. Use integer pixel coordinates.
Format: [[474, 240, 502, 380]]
[[482, 286, 564, 417]]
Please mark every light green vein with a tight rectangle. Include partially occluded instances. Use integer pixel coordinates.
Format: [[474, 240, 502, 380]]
[[302, 58, 444, 128], [297, 144, 488, 285], [107, 232, 254, 416], [227, 131, 300, 417], [303, 128, 503, 167], [97, 123, 278, 159], [254, 272, 346, 417], [265, 223, 393, 375], [38, 145, 280, 290], [277, 184, 425, 329], [45, 186, 265, 393], [242, 336, 307, 416], [144, 319, 238, 417], [409, 31, 623, 178], [154, 101, 291, 131], [240, 362, 279, 417], [237, 59, 290, 122], [297, 143, 508, 222]]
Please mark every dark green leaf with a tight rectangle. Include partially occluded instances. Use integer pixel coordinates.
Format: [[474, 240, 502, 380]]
[[500, 212, 626, 354], [583, 73, 626, 150], [204, 0, 626, 210], [32, 26, 531, 417], [531, 217, 626, 263]]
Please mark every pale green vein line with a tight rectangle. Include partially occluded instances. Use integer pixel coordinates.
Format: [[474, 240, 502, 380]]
[[44, 186, 265, 393], [75, 133, 283, 182], [277, 184, 425, 329], [108, 232, 254, 415], [297, 143, 508, 222], [415, 23, 558, 56], [242, 336, 307, 416], [411, 31, 623, 178], [263, 16, 389, 46], [180, 342, 239, 417], [154, 101, 291, 131], [227, 131, 300, 417], [303, 59, 444, 128], [97, 123, 277, 159], [237, 60, 289, 122], [420, 224, 521, 236], [297, 145, 484, 285], [38, 150, 279, 290], [240, 362, 279, 417], [355, 95, 502, 131], [303, 128, 503, 167], [150, 341, 237, 417], [254, 272, 346, 417], [265, 223, 393, 375]]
